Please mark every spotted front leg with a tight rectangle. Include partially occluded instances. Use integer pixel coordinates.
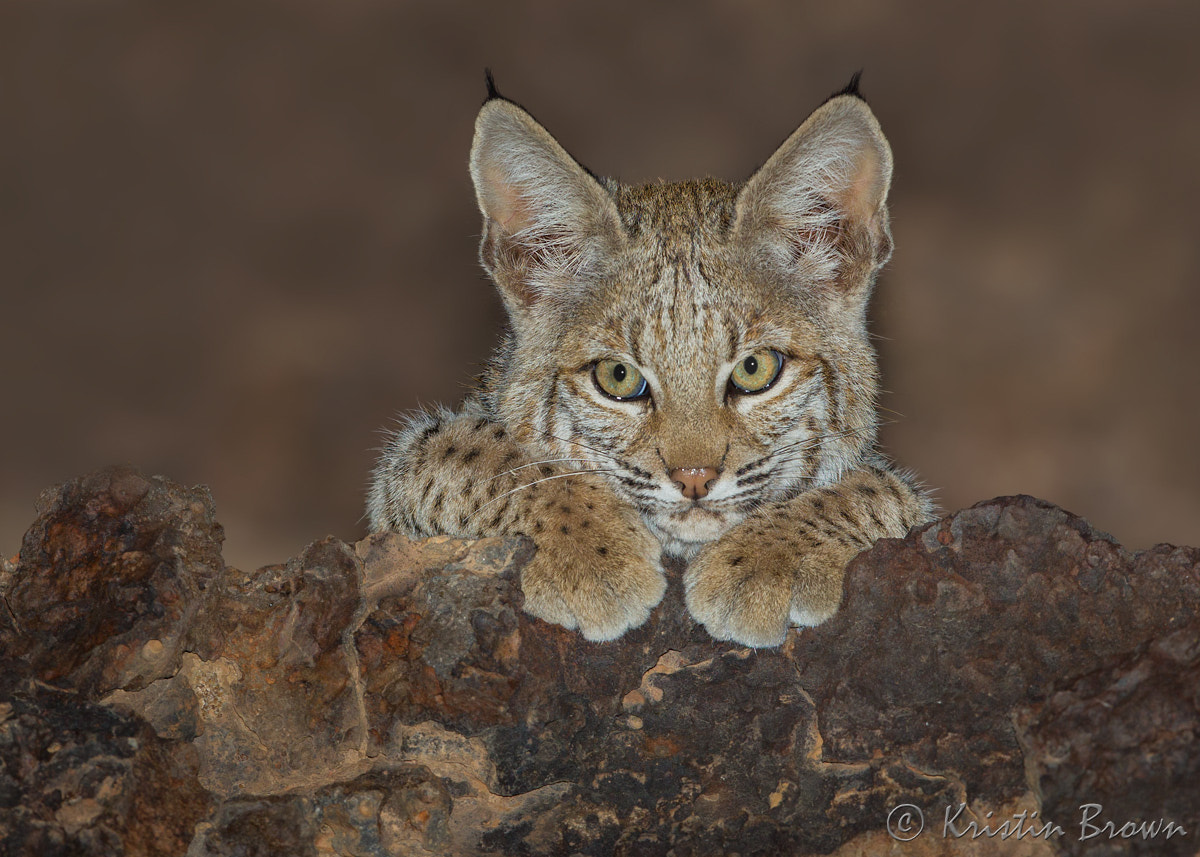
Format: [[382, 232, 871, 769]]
[[368, 401, 666, 641]]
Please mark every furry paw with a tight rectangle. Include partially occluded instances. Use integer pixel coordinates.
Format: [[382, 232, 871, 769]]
[[520, 488, 666, 641], [684, 526, 846, 647]]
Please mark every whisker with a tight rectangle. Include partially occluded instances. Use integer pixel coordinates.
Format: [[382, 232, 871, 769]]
[[740, 431, 858, 474], [516, 422, 624, 465], [735, 422, 886, 486], [769, 422, 885, 458], [469, 468, 624, 520], [483, 457, 591, 484]]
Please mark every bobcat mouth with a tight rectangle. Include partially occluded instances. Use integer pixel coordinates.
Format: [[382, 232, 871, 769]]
[[653, 505, 731, 546]]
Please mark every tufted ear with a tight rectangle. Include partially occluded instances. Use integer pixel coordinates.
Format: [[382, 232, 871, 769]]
[[469, 95, 624, 318], [734, 82, 894, 298]]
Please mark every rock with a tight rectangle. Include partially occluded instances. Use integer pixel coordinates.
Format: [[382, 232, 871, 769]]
[[1, 470, 1198, 855], [789, 499, 1200, 838], [3, 467, 225, 697], [0, 668, 211, 857]]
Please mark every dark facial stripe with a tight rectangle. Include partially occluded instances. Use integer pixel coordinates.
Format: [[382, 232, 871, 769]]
[[814, 355, 842, 432], [627, 316, 645, 368], [615, 474, 657, 492], [737, 471, 772, 488], [735, 457, 764, 478], [539, 371, 560, 444]]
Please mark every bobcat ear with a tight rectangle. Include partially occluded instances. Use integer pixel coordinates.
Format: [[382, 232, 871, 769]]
[[470, 98, 623, 313], [735, 90, 894, 294]]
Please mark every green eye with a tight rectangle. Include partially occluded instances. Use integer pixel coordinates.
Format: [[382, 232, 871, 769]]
[[594, 359, 648, 400], [729, 349, 783, 394]]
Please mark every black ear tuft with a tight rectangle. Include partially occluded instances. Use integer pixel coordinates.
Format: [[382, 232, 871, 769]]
[[826, 70, 866, 104], [484, 68, 502, 104]]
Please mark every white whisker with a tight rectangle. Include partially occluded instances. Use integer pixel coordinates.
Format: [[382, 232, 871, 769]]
[[469, 468, 623, 521], [528, 425, 623, 465], [483, 457, 590, 484]]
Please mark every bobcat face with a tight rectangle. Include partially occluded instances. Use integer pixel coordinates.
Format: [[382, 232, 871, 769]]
[[528, 252, 836, 556]]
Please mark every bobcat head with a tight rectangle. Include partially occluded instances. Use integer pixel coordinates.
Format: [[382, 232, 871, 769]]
[[471, 76, 894, 556]]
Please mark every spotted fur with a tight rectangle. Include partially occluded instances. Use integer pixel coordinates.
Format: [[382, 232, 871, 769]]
[[368, 81, 934, 646]]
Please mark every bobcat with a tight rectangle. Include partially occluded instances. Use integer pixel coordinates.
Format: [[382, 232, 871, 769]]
[[368, 74, 933, 647]]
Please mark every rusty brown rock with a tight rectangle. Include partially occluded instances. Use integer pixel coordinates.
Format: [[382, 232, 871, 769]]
[[2, 473, 1199, 855], [2, 466, 226, 697], [789, 498, 1200, 813], [104, 542, 368, 798], [1019, 625, 1200, 857], [0, 671, 211, 857]]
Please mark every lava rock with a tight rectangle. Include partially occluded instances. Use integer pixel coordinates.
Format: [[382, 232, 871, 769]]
[[2, 467, 225, 697], [0, 676, 210, 857]]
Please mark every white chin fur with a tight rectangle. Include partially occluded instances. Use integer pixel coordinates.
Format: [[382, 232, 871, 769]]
[[646, 507, 737, 558]]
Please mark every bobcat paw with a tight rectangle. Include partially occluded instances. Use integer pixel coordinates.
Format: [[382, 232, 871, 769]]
[[684, 530, 845, 648], [520, 504, 666, 642]]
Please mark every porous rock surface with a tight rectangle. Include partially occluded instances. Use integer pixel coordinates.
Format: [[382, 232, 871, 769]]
[[1, 467, 1197, 856]]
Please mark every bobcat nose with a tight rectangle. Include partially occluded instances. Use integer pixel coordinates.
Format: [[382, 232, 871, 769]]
[[670, 467, 718, 500]]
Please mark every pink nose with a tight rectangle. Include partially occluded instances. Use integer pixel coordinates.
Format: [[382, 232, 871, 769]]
[[670, 467, 718, 500]]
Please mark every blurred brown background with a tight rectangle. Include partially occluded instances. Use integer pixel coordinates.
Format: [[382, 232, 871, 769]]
[[3, 2, 1198, 571]]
